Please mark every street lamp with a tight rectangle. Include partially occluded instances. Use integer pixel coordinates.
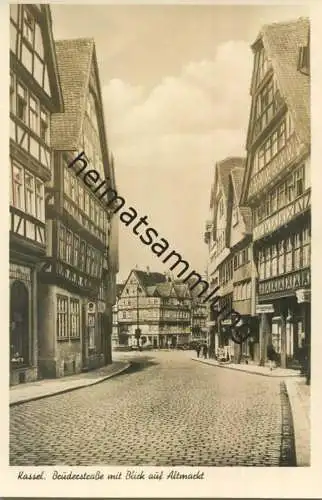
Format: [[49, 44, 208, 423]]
[[134, 285, 142, 350]]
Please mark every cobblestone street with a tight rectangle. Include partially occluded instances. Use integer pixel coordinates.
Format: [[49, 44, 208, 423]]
[[10, 351, 296, 466]]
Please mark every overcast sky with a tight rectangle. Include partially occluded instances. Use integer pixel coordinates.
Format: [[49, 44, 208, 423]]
[[51, 4, 309, 282]]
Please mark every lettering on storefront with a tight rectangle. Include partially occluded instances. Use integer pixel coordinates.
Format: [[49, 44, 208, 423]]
[[253, 190, 311, 241], [249, 133, 303, 197], [259, 268, 310, 296]]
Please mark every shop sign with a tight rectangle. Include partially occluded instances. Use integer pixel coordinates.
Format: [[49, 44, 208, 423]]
[[296, 289, 311, 303], [249, 133, 303, 198], [259, 268, 310, 296], [256, 304, 274, 314], [253, 190, 310, 241]]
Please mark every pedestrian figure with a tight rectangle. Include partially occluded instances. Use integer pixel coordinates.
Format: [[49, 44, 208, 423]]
[[196, 344, 201, 358], [202, 344, 208, 359], [267, 343, 276, 371]]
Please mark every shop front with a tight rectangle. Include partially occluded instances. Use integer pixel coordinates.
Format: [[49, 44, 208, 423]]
[[10, 262, 38, 385]]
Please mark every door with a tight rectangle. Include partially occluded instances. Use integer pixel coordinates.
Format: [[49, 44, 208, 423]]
[[10, 280, 29, 365]]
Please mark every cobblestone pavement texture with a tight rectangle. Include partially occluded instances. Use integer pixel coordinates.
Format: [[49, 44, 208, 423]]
[[10, 351, 295, 466]]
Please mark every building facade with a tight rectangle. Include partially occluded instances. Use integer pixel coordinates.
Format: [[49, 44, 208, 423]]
[[205, 157, 257, 361], [240, 17, 310, 368], [117, 269, 192, 348], [37, 38, 118, 378], [9, 4, 64, 385]]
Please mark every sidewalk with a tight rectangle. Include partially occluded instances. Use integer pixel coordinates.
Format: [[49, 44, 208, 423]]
[[10, 360, 130, 406], [285, 377, 310, 466], [192, 356, 301, 377]]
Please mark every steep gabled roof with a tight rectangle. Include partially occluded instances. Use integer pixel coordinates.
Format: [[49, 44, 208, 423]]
[[257, 17, 310, 146], [134, 270, 166, 289], [146, 285, 158, 297], [229, 166, 252, 234], [173, 282, 190, 299], [51, 38, 94, 151], [155, 282, 174, 298], [217, 157, 245, 200]]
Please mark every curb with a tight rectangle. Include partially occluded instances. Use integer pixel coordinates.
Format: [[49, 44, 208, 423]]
[[191, 357, 301, 378], [10, 361, 131, 407]]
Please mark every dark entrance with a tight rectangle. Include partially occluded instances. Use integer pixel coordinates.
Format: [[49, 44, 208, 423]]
[[10, 280, 29, 365]]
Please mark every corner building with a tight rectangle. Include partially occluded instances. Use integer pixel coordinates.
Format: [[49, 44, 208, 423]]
[[240, 18, 310, 368], [9, 5, 63, 384], [37, 38, 118, 377]]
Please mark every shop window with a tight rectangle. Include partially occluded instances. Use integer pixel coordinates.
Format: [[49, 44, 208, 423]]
[[57, 295, 69, 339]]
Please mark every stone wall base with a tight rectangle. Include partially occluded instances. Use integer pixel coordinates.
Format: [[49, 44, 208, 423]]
[[10, 366, 37, 386]]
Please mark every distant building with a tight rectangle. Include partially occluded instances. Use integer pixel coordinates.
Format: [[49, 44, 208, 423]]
[[37, 37, 118, 377], [9, 4, 63, 385], [112, 284, 124, 348], [240, 17, 310, 368], [117, 269, 192, 348]]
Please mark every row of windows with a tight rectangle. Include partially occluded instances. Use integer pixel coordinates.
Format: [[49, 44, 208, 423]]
[[10, 73, 50, 144], [254, 164, 306, 225], [10, 161, 45, 222], [58, 224, 103, 279], [57, 295, 80, 339], [253, 114, 293, 175], [10, 5, 51, 96], [119, 297, 159, 307], [233, 281, 251, 301], [233, 246, 251, 271], [258, 228, 310, 280], [64, 167, 108, 233], [253, 78, 284, 138], [219, 247, 251, 286]]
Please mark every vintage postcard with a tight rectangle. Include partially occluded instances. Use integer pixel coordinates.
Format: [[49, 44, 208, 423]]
[[2, 0, 322, 497]]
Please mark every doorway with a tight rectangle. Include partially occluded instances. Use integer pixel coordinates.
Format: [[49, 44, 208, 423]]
[[10, 280, 29, 365]]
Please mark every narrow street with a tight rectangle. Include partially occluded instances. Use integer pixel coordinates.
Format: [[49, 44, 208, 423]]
[[10, 351, 295, 466]]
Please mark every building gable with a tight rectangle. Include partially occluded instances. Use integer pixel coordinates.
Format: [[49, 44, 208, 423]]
[[10, 4, 63, 111]]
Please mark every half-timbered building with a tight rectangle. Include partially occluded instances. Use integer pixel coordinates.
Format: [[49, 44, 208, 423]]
[[240, 17, 310, 368], [9, 4, 63, 385], [117, 269, 192, 348], [37, 38, 118, 378]]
